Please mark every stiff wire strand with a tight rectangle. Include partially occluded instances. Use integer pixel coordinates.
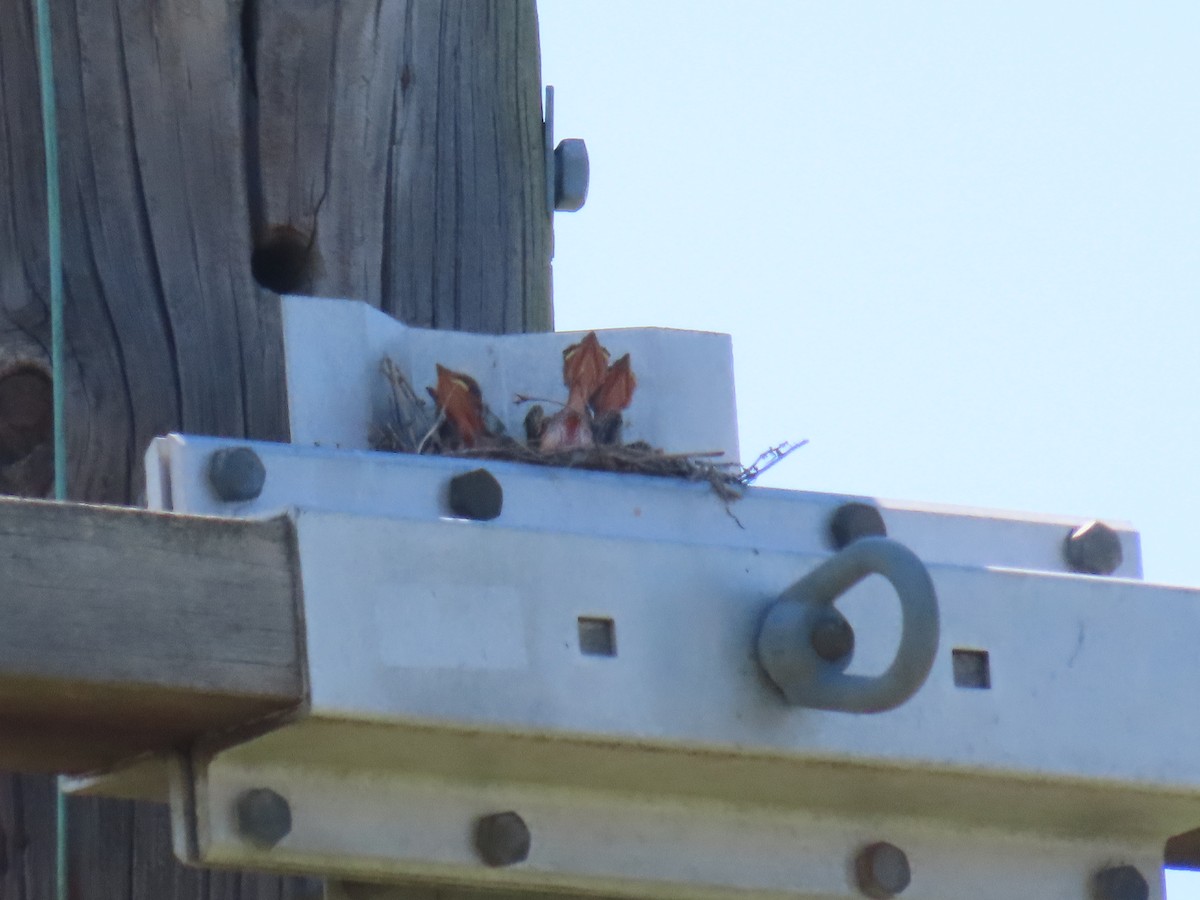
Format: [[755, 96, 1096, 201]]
[[33, 0, 69, 898]]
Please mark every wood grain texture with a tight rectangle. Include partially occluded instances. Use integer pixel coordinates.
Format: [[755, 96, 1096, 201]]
[[249, 1, 551, 334], [0, 0, 551, 896], [0, 498, 303, 775]]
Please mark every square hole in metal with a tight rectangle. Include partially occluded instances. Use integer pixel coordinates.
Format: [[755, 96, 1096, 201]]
[[952, 649, 991, 689], [578, 617, 616, 657]]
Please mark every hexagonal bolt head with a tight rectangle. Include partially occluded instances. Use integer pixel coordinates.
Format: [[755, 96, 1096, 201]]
[[235, 788, 292, 849], [1091, 864, 1149, 900], [554, 139, 590, 212], [207, 446, 267, 502], [448, 468, 503, 521], [473, 811, 530, 867], [829, 502, 887, 550], [1064, 520, 1123, 576], [810, 610, 855, 664], [855, 841, 911, 898]]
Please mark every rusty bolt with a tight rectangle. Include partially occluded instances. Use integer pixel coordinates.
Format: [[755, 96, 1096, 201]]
[[855, 841, 910, 898], [235, 788, 292, 849], [449, 468, 503, 521], [829, 502, 887, 550], [473, 811, 530, 867], [208, 446, 266, 502], [1091, 864, 1149, 900], [1065, 520, 1123, 576], [810, 610, 855, 664]]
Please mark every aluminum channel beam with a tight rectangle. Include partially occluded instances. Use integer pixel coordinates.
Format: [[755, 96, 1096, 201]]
[[146, 434, 1142, 579], [164, 497, 1192, 897]]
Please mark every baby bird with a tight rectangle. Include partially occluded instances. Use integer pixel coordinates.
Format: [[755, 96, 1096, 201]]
[[589, 353, 636, 445], [539, 332, 609, 452], [428, 364, 487, 448]]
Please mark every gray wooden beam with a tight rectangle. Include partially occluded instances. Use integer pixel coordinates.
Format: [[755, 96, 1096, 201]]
[[0, 498, 303, 775], [1166, 829, 1200, 870]]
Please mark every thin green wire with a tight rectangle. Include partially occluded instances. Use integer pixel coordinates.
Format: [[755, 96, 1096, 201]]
[[33, 1, 69, 899], [33, 0, 64, 500]]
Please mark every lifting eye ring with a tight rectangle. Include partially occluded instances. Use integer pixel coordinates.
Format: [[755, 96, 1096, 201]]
[[756, 537, 940, 713]]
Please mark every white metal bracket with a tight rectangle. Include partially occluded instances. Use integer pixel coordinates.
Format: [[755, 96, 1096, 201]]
[[123, 434, 1188, 899]]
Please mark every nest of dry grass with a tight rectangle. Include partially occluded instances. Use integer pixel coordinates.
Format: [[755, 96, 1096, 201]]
[[444, 441, 745, 501], [368, 356, 802, 506]]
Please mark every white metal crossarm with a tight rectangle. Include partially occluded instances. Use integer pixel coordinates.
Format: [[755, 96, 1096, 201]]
[[107, 432, 1190, 899], [61, 299, 1189, 900]]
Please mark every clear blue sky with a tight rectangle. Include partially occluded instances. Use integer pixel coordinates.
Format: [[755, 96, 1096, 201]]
[[539, 2, 1200, 896]]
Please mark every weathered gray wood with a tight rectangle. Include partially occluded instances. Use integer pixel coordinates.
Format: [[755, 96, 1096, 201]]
[[249, 2, 550, 334], [0, 0, 550, 507], [0, 0, 550, 896], [0, 774, 56, 900], [0, 497, 302, 775], [1, 0, 288, 504], [1166, 829, 1200, 869]]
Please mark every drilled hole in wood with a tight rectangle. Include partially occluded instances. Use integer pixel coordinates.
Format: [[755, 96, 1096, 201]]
[[0, 367, 52, 465], [952, 648, 991, 689], [578, 617, 616, 657], [0, 366, 54, 497], [251, 226, 312, 294]]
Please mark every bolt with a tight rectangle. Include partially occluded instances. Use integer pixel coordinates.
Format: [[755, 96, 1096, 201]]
[[855, 842, 910, 898], [554, 139, 589, 212], [1065, 520, 1123, 576], [448, 468, 503, 521], [810, 610, 855, 663], [207, 446, 266, 502], [473, 811, 530, 867], [1091, 864, 1148, 900], [235, 788, 292, 849], [829, 502, 887, 550]]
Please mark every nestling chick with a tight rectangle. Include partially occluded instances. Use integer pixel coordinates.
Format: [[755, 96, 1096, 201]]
[[539, 404, 594, 452], [589, 353, 636, 446], [428, 364, 488, 448], [539, 332, 609, 452]]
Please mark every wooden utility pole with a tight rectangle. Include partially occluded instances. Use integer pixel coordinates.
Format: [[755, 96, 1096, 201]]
[[0, 1, 551, 897]]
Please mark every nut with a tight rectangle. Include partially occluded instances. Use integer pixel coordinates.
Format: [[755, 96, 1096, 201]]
[[855, 841, 910, 898], [829, 502, 887, 550], [207, 446, 267, 502], [553, 138, 590, 212], [809, 610, 855, 664], [473, 811, 530, 867], [448, 468, 503, 521], [1065, 520, 1123, 576], [1091, 864, 1149, 900], [235, 788, 292, 849]]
